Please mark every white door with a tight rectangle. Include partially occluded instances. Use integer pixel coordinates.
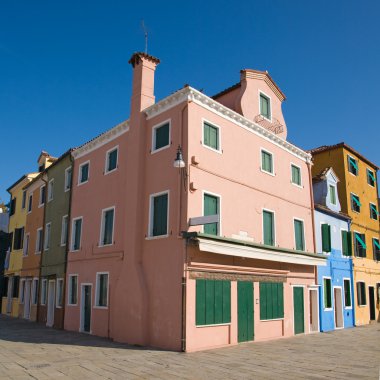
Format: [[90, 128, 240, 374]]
[[23, 280, 32, 319], [47, 280, 55, 327], [6, 277, 13, 314], [334, 287, 344, 329]]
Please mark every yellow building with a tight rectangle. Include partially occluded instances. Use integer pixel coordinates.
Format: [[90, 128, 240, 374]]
[[311, 143, 380, 325], [1, 152, 55, 317]]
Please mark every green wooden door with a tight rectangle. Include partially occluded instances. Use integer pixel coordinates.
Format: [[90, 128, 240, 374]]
[[293, 287, 304, 335], [238, 281, 254, 342]]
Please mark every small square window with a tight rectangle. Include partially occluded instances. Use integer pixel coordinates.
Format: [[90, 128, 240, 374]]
[[367, 169, 376, 187], [370, 203, 378, 220], [96, 273, 109, 307], [153, 123, 170, 151], [350, 193, 361, 213], [79, 162, 89, 184], [203, 122, 219, 151], [348, 156, 358, 176], [260, 93, 271, 120], [291, 165, 301, 186], [261, 150, 273, 174], [106, 148, 118, 173]]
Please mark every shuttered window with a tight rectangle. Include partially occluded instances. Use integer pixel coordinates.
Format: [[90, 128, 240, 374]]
[[321, 224, 331, 253], [263, 210, 274, 246], [294, 219, 305, 251], [106, 148, 118, 172], [347, 156, 358, 175], [196, 279, 231, 326], [341, 230, 352, 256], [291, 165, 301, 186], [203, 122, 219, 151], [154, 123, 170, 151], [151, 193, 168, 237], [323, 278, 332, 309], [260, 282, 284, 320], [101, 208, 114, 246], [261, 150, 273, 174], [357, 282, 366, 306], [350, 193, 361, 213], [367, 169, 376, 187], [370, 204, 379, 220], [204, 194, 219, 235], [343, 279, 352, 308], [354, 232, 366, 258], [372, 238, 380, 261], [260, 93, 271, 119]]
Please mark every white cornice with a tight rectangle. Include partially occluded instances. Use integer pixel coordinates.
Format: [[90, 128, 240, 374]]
[[72, 120, 130, 159], [144, 87, 312, 163]]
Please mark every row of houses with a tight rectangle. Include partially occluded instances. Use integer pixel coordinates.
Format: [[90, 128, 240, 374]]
[[1, 52, 379, 351]]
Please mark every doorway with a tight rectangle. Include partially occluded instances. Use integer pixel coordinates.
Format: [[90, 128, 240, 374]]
[[293, 286, 304, 334], [334, 287, 344, 329], [47, 280, 55, 327], [23, 279, 32, 319], [81, 284, 92, 333], [369, 286, 376, 321], [237, 281, 254, 342], [309, 288, 319, 332], [6, 277, 13, 314]]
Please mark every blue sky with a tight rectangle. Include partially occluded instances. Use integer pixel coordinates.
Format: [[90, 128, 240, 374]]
[[1, 0, 379, 203]]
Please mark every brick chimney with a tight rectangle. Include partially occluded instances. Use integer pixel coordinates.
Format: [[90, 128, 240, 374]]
[[129, 52, 160, 113]]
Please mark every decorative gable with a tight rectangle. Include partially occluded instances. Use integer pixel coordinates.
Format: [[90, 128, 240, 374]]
[[312, 167, 341, 212]]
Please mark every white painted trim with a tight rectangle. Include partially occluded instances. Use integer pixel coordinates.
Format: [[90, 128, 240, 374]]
[[94, 272, 109, 309], [55, 278, 64, 308], [47, 179, 54, 202], [38, 185, 46, 207], [77, 161, 90, 186], [148, 190, 170, 238], [70, 216, 83, 252], [31, 277, 39, 305], [44, 222, 51, 251], [68, 274, 78, 306], [322, 276, 333, 311], [202, 190, 222, 236], [258, 90, 272, 122], [366, 168, 375, 187], [64, 166, 72, 192], [201, 118, 222, 154], [104, 145, 119, 175], [80, 283, 92, 334], [262, 208, 276, 246], [290, 162, 303, 188], [40, 279, 47, 306], [98, 206, 115, 247], [151, 119, 171, 154], [197, 238, 327, 266], [328, 183, 337, 206], [60, 215, 68, 246], [293, 217, 306, 251], [260, 147, 275, 176], [347, 154, 358, 176], [369, 202, 378, 220], [353, 229, 366, 257], [343, 278, 352, 309], [35, 227, 43, 254]]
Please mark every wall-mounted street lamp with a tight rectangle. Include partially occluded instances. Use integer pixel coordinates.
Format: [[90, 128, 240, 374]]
[[173, 145, 185, 168]]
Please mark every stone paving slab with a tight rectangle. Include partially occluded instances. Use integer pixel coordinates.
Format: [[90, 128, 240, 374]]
[[0, 316, 379, 379]]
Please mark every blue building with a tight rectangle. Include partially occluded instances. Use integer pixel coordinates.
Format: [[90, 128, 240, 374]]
[[313, 168, 355, 331]]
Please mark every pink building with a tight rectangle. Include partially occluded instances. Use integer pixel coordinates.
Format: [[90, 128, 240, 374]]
[[65, 53, 326, 351]]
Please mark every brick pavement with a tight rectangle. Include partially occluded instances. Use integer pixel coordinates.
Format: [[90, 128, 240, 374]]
[[0, 315, 379, 379]]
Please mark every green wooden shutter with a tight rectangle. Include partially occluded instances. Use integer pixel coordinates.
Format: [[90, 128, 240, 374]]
[[153, 194, 168, 236], [155, 123, 170, 150], [203, 123, 210, 147], [346, 231, 352, 256], [260, 282, 283, 320], [342, 231, 352, 256], [294, 220, 304, 251], [344, 279, 351, 307], [222, 281, 231, 323], [292, 165, 301, 185], [263, 211, 274, 246], [321, 224, 331, 252], [262, 151, 272, 173], [324, 279, 332, 308], [204, 194, 218, 235], [209, 125, 218, 150], [196, 279, 206, 325], [203, 123, 218, 150]]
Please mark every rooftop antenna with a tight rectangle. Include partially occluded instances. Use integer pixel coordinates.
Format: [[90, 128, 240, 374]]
[[141, 20, 148, 54]]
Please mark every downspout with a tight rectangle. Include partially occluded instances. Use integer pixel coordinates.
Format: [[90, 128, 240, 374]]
[[307, 160, 317, 285], [348, 218, 356, 326]]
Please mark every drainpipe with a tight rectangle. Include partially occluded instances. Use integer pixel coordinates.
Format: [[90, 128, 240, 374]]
[[307, 160, 317, 284], [348, 218, 356, 326]]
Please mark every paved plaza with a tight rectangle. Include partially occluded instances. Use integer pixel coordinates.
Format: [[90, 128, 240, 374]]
[[0, 315, 379, 379]]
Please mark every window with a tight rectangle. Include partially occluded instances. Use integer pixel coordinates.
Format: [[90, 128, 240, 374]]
[[47, 179, 54, 202], [203, 122, 220, 151], [329, 185, 337, 205], [321, 224, 331, 253], [341, 230, 352, 256], [64, 167, 72, 191], [44, 222, 51, 250], [39, 185, 46, 206], [78, 162, 89, 184], [56, 279, 64, 308], [9, 232, 13, 252], [105, 147, 118, 173], [323, 278, 332, 309], [347, 156, 358, 176], [370, 203, 379, 220], [350, 193, 361, 213], [203, 193, 219, 236], [39, 163, 45, 172], [343, 279, 352, 308], [153, 122, 170, 152], [261, 150, 273, 174], [294, 219, 305, 251], [21, 190, 27, 209], [28, 194, 33, 213], [96, 273, 109, 307], [13, 227, 24, 250], [373, 238, 380, 261], [367, 168, 376, 187], [100, 207, 115, 246], [354, 232, 366, 258], [196, 279, 231, 326], [32, 278, 39, 305], [36, 228, 43, 254], [149, 192, 169, 237], [291, 164, 301, 186], [71, 217, 83, 251], [12, 277, 19, 298], [10, 198, 16, 216], [68, 275, 78, 305], [260, 93, 271, 120], [260, 282, 284, 320], [19, 280, 25, 304], [61, 215, 68, 246], [263, 210, 275, 246], [23, 233, 29, 256], [41, 279, 47, 305], [357, 282, 366, 306]]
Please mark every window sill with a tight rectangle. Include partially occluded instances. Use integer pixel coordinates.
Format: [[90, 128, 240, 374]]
[[260, 168, 275, 177], [98, 243, 114, 248], [38, 204, 44, 208], [64, 188, 71, 193], [259, 318, 284, 322], [67, 303, 78, 307], [35, 252, 41, 255], [77, 180, 89, 187], [202, 144, 222, 154], [93, 306, 108, 310], [358, 305, 367, 308], [291, 182, 303, 189], [104, 168, 118, 176], [70, 249, 81, 253], [145, 235, 169, 240], [55, 306, 63, 309], [260, 115, 272, 123], [323, 308, 333, 311], [196, 322, 231, 328], [151, 144, 170, 155], [344, 306, 353, 310]]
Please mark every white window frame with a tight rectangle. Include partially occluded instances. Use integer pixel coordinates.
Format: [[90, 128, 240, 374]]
[[31, 278, 39, 305], [367, 168, 375, 187], [56, 278, 64, 308], [99, 206, 115, 247], [357, 281, 367, 306], [323, 276, 333, 311], [262, 208, 276, 246], [147, 190, 170, 239], [259, 90, 272, 122], [64, 166, 72, 192], [350, 192, 360, 214], [23, 233, 30, 257], [21, 190, 27, 209], [40, 279, 47, 306], [260, 148, 275, 176], [369, 202, 378, 220], [329, 184, 337, 205], [39, 185, 46, 207], [290, 162, 302, 188], [151, 119, 171, 154], [293, 217, 306, 251], [201, 190, 222, 236], [95, 272, 109, 309], [71, 217, 83, 252], [44, 222, 51, 251], [347, 155, 358, 176], [68, 274, 78, 306], [47, 179, 54, 202], [35, 227, 43, 254], [343, 278, 352, 309], [373, 237, 380, 262], [61, 215, 68, 246], [78, 161, 90, 185], [19, 279, 26, 304], [201, 118, 222, 154], [27, 194, 33, 214], [104, 145, 119, 174]]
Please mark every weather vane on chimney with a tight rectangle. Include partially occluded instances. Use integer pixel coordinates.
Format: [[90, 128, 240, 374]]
[[141, 20, 148, 54]]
